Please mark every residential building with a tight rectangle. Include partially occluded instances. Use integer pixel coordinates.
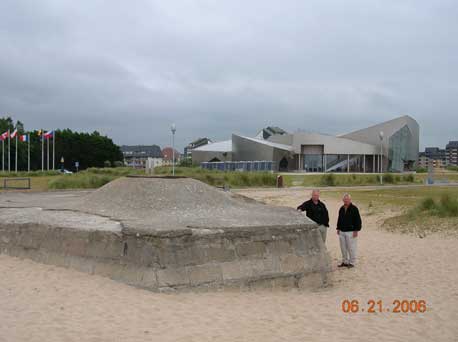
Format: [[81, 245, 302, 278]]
[[162, 147, 181, 165], [446, 141, 458, 166], [417, 147, 448, 169], [121, 145, 163, 168]]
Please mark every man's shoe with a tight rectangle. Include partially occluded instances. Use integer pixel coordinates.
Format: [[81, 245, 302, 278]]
[[346, 264, 355, 268], [338, 263, 348, 267]]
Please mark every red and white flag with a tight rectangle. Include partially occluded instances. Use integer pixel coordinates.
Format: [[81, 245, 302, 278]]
[[0, 131, 8, 141], [10, 129, 18, 139], [43, 130, 54, 139]]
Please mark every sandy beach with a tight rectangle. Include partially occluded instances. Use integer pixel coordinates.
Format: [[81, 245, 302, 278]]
[[1, 190, 457, 342]]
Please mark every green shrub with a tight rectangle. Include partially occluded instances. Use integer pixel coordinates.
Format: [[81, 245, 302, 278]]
[[403, 174, 415, 183], [412, 195, 458, 218], [204, 174, 216, 186], [446, 165, 458, 172], [320, 173, 336, 186], [438, 194, 458, 217], [419, 197, 436, 211], [383, 173, 394, 183]]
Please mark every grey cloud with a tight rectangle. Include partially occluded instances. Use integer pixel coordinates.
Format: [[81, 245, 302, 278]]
[[0, 0, 457, 149]]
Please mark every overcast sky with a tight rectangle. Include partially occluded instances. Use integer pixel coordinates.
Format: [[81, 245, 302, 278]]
[[0, 0, 457, 150]]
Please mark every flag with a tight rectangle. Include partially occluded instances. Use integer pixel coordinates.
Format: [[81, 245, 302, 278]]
[[43, 130, 54, 139], [20, 134, 29, 142], [37, 129, 43, 136], [10, 129, 18, 139], [0, 131, 8, 141]]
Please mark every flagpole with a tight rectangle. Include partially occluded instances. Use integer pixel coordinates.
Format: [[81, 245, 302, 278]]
[[52, 131, 55, 170], [7, 129, 10, 173], [15, 133, 18, 173], [2, 139, 4, 172], [28, 134, 30, 172], [41, 130, 44, 171], [47, 136, 49, 171]]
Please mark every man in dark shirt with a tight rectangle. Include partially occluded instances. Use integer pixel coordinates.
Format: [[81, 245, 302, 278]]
[[337, 193, 362, 268], [297, 189, 329, 243]]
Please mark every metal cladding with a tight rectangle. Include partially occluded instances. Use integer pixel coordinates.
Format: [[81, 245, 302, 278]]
[[192, 115, 419, 172]]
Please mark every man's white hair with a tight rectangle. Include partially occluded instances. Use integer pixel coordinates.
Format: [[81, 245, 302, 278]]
[[311, 189, 320, 194], [343, 193, 352, 199]]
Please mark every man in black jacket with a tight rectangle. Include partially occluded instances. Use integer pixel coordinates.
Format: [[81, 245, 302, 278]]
[[337, 193, 362, 268], [297, 189, 329, 243]]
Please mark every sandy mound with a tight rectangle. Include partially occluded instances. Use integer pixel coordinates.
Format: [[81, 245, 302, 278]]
[[74, 177, 312, 231]]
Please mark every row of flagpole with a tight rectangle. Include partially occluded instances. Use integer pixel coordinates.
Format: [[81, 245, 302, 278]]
[[0, 128, 54, 172]]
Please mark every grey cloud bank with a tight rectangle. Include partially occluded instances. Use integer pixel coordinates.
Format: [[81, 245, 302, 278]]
[[0, 0, 457, 150]]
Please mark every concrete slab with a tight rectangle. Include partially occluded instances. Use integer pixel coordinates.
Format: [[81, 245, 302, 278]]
[[0, 177, 330, 291]]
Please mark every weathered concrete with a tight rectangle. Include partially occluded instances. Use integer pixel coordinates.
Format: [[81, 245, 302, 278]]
[[0, 177, 330, 291]]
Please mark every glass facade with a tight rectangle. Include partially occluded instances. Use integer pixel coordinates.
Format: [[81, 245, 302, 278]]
[[303, 154, 324, 172], [388, 125, 412, 172], [348, 155, 364, 172], [297, 154, 376, 173], [325, 154, 348, 172]]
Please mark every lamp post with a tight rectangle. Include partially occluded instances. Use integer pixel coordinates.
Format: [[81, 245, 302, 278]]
[[171, 123, 176, 176], [379, 131, 384, 185]]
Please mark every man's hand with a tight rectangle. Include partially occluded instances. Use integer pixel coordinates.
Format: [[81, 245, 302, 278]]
[[353, 231, 358, 238], [337, 230, 340, 235]]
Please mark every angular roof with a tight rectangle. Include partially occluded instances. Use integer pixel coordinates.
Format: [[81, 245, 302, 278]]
[[338, 115, 419, 161], [340, 115, 418, 140], [194, 140, 232, 152], [235, 134, 293, 151], [256, 126, 288, 140]]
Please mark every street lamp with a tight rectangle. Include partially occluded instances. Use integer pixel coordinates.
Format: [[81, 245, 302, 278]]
[[171, 123, 176, 176], [379, 131, 384, 185]]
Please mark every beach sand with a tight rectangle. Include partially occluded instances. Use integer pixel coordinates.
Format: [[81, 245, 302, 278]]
[[1, 190, 457, 342]]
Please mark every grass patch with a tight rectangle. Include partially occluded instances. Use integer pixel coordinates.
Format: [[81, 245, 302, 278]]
[[48, 173, 116, 189], [2, 165, 458, 191], [0, 170, 61, 177], [84, 167, 144, 176], [340, 187, 458, 236], [155, 166, 276, 188], [283, 172, 420, 187]]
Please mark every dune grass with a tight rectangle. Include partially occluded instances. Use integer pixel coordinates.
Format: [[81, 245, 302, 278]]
[[48, 173, 116, 189], [47, 167, 145, 189], [410, 194, 458, 218], [282, 172, 418, 187], [322, 186, 458, 236], [2, 165, 458, 191], [154, 166, 277, 188]]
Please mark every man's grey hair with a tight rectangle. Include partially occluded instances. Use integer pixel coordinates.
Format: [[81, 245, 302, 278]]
[[343, 193, 352, 199], [311, 189, 320, 194]]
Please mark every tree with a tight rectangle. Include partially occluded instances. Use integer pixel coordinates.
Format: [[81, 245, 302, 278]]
[[0, 117, 123, 171]]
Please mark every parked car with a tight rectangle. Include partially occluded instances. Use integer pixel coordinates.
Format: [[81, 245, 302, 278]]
[[60, 169, 73, 174]]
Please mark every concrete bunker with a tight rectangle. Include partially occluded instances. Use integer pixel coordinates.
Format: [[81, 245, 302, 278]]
[[0, 176, 330, 291]]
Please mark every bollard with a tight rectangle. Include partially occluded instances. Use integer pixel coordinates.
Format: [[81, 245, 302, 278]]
[[276, 175, 283, 188]]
